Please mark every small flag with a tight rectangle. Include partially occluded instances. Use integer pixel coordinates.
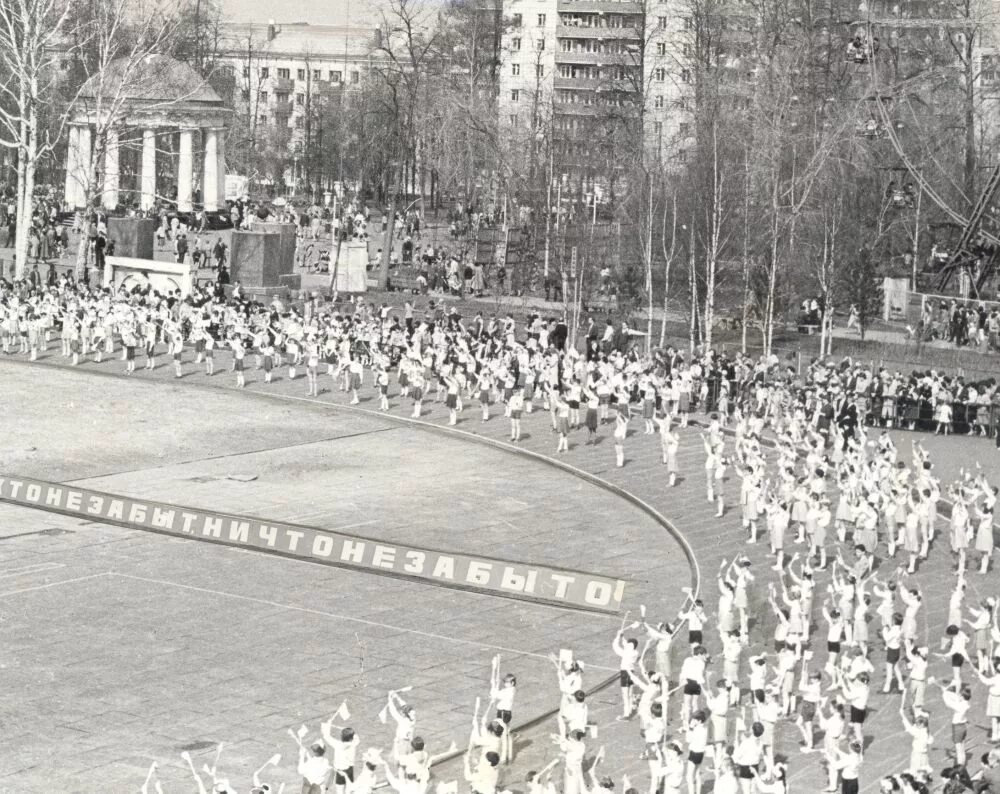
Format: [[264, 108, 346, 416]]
[[589, 724, 599, 738], [378, 705, 389, 724], [336, 702, 351, 721]]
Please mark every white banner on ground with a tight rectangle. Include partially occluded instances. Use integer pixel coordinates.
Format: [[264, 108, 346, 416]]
[[0, 475, 626, 613]]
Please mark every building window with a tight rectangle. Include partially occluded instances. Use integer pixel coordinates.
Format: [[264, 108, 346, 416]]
[[658, 16, 667, 28], [295, 116, 303, 128], [680, 122, 690, 136], [259, 90, 268, 102], [681, 68, 691, 83], [512, 63, 520, 75], [509, 114, 517, 124], [242, 66, 250, 78], [654, 121, 663, 134], [259, 114, 267, 124], [260, 67, 269, 78], [350, 70, 359, 83], [537, 13, 546, 24], [511, 89, 520, 101], [331, 70, 342, 82], [656, 42, 666, 56], [682, 43, 691, 56], [277, 67, 290, 79], [296, 92, 305, 104], [536, 64, 544, 76], [654, 95, 664, 108], [512, 13, 522, 26], [537, 38, 545, 50], [654, 67, 665, 81], [512, 37, 521, 51], [240, 88, 249, 100], [274, 91, 288, 103], [297, 68, 305, 79], [314, 70, 321, 80], [677, 149, 687, 163], [683, 17, 692, 29], [679, 96, 691, 111]]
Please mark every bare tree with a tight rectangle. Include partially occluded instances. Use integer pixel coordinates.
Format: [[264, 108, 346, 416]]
[[70, 0, 179, 214], [0, 0, 73, 277], [369, 0, 444, 289]]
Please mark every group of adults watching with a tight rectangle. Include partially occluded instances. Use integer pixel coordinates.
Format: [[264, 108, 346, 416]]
[[918, 299, 1000, 350]]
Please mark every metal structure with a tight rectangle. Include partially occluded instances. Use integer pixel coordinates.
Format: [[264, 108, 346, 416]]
[[864, 19, 1000, 296]]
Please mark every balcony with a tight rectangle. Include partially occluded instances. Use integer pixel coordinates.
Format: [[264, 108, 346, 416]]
[[556, 24, 642, 39], [557, 0, 643, 13], [556, 75, 638, 90], [555, 50, 636, 65], [272, 76, 294, 91], [554, 102, 604, 115], [854, 0, 960, 23], [554, 100, 639, 116], [554, 76, 601, 89]]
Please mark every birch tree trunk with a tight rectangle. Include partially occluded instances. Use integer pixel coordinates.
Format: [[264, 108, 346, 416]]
[[703, 124, 722, 350], [764, 175, 780, 357], [644, 174, 653, 352], [659, 194, 676, 348], [741, 151, 751, 354], [12, 79, 28, 280], [688, 218, 697, 355]]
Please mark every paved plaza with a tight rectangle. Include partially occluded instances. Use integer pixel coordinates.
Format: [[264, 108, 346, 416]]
[[1, 350, 998, 792]]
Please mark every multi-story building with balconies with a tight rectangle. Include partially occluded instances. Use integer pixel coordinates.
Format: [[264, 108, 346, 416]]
[[499, 0, 692, 202]]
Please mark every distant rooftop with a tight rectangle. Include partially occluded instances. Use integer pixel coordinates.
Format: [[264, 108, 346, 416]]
[[78, 54, 225, 106], [218, 21, 380, 60]]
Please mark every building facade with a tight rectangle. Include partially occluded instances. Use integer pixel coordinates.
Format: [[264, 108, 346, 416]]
[[215, 21, 383, 190], [498, 0, 691, 201]]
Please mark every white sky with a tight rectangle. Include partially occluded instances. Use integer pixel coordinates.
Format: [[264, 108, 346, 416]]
[[219, 0, 447, 26]]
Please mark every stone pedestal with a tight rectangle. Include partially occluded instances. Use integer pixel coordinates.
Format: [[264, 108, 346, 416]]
[[230, 225, 295, 290], [107, 217, 156, 260], [257, 222, 297, 274]]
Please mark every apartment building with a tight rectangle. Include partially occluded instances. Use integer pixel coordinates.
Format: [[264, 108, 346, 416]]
[[216, 21, 382, 151], [499, 0, 692, 198]]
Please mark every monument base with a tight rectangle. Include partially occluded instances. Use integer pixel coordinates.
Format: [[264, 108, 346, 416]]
[[334, 240, 369, 293], [230, 226, 296, 289], [107, 217, 155, 260], [229, 276, 301, 302], [104, 256, 193, 296]]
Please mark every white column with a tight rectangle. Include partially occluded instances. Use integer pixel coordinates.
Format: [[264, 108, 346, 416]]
[[203, 128, 219, 211], [177, 128, 194, 212], [76, 124, 92, 208], [64, 125, 79, 208], [215, 129, 226, 208], [141, 128, 156, 211], [102, 128, 120, 210]]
